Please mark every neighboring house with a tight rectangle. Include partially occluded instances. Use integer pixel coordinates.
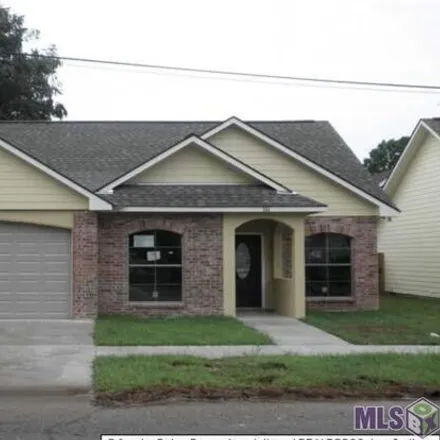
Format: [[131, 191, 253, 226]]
[[371, 170, 391, 188], [0, 117, 398, 319], [378, 118, 440, 298]]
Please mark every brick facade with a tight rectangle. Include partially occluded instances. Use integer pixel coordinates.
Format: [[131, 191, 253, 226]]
[[72, 212, 99, 318], [97, 213, 223, 316], [69, 212, 378, 318], [305, 216, 379, 311]]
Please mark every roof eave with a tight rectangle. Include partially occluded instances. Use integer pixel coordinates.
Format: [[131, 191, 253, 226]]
[[117, 206, 328, 213], [0, 136, 113, 211]]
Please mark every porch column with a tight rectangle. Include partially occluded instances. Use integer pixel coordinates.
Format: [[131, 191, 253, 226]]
[[223, 217, 236, 316], [292, 220, 306, 318]]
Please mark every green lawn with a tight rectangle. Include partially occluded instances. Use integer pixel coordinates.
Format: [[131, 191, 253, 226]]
[[94, 315, 272, 346], [305, 294, 440, 345], [94, 353, 440, 395]]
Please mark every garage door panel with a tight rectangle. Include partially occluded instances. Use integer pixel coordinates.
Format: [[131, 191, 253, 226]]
[[7, 280, 70, 293], [0, 222, 71, 318], [0, 280, 12, 294], [15, 293, 70, 307]]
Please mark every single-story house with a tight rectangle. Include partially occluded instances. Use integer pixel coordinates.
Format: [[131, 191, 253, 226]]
[[378, 118, 440, 297], [0, 116, 398, 319]]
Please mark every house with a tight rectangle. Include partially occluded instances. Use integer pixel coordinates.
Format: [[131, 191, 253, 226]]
[[378, 118, 440, 298], [0, 117, 398, 319]]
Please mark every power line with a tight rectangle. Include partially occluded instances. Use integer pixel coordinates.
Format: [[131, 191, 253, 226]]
[[60, 58, 440, 95], [10, 52, 440, 92]]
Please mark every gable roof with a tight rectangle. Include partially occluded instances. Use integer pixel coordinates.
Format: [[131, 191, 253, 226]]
[[0, 118, 396, 213], [0, 136, 112, 210], [370, 170, 391, 187], [423, 118, 440, 137], [384, 118, 440, 195], [98, 135, 291, 193]]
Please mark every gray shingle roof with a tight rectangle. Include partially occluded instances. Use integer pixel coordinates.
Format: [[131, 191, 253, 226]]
[[370, 170, 391, 187], [0, 118, 395, 209], [422, 118, 440, 137], [102, 185, 326, 209]]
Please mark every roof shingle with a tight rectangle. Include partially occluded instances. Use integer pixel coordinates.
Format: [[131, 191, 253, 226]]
[[0, 119, 395, 209], [102, 185, 327, 209]]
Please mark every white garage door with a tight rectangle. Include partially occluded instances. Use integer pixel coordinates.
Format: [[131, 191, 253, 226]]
[[0, 222, 71, 319]]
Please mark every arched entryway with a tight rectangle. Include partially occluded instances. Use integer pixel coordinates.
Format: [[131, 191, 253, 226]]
[[222, 214, 308, 318]]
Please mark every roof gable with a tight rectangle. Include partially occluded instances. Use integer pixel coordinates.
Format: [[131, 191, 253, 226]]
[[98, 135, 290, 193], [202, 117, 398, 216], [385, 120, 440, 196], [0, 136, 112, 210], [127, 145, 256, 185]]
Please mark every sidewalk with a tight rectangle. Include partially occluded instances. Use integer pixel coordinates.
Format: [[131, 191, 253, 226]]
[[96, 315, 440, 357], [97, 344, 440, 357], [237, 313, 350, 346]]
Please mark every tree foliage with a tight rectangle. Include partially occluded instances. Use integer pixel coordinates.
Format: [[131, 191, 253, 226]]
[[363, 136, 409, 174], [0, 5, 66, 120]]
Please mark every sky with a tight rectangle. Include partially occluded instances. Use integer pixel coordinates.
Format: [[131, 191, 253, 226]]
[[4, 0, 440, 160]]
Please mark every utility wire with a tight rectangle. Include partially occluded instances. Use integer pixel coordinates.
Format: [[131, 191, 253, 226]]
[[9, 52, 440, 92], [61, 58, 440, 95]]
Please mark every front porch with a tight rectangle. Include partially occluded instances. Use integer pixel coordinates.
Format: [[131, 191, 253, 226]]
[[223, 214, 307, 319]]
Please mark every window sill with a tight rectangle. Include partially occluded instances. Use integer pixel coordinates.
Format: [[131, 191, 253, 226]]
[[306, 297, 354, 302], [128, 301, 184, 308]]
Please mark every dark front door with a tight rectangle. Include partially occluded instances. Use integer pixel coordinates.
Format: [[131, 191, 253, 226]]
[[235, 234, 262, 307]]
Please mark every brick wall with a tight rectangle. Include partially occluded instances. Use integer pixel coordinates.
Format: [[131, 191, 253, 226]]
[[305, 216, 379, 311], [97, 213, 223, 316], [72, 212, 99, 318]]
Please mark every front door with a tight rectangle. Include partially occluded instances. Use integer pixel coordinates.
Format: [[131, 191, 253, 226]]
[[235, 234, 262, 307]]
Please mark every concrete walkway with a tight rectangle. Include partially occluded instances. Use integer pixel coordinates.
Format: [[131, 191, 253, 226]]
[[237, 313, 349, 345]]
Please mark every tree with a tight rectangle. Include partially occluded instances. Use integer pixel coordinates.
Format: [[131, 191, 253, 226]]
[[363, 136, 409, 174], [0, 5, 66, 120]]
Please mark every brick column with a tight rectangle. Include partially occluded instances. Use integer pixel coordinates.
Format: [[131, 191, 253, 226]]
[[72, 212, 99, 318]]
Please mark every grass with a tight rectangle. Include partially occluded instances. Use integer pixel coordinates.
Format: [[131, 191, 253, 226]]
[[305, 294, 440, 345], [94, 315, 272, 346], [94, 353, 440, 394]]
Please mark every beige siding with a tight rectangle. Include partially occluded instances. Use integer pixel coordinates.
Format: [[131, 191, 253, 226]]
[[0, 148, 88, 210], [210, 128, 377, 216], [129, 146, 254, 184], [378, 133, 440, 297], [0, 211, 75, 229]]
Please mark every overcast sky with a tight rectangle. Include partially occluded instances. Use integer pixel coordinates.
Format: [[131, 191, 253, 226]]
[[5, 0, 440, 159]]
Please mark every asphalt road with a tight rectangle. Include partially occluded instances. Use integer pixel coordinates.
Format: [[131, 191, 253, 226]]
[[0, 396, 434, 440]]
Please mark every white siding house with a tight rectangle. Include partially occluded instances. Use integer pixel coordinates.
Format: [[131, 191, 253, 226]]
[[378, 118, 440, 297]]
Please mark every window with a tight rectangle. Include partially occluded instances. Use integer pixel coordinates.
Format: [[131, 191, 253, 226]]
[[305, 233, 351, 297], [129, 230, 182, 302]]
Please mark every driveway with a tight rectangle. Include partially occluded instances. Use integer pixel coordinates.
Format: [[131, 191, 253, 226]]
[[0, 320, 94, 395]]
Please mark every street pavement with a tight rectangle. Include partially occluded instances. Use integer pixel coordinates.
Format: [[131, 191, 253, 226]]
[[0, 396, 433, 440]]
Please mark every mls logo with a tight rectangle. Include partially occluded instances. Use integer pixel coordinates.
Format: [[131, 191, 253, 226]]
[[354, 397, 440, 438], [406, 398, 440, 438]]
